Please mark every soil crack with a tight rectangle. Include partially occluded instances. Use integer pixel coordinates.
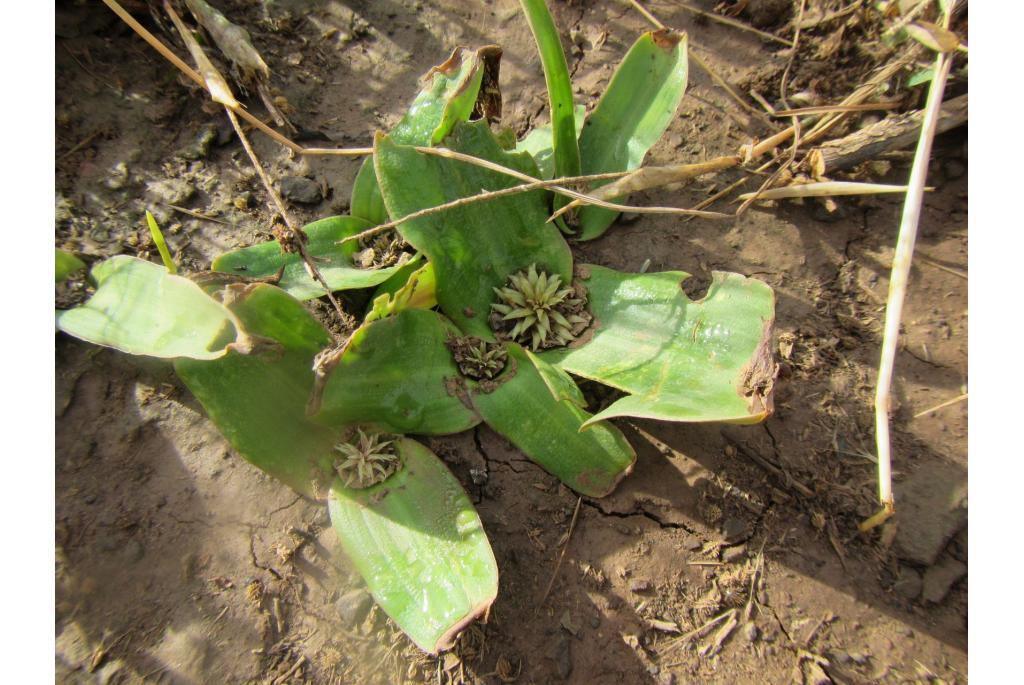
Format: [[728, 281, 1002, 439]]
[[582, 499, 698, 535]]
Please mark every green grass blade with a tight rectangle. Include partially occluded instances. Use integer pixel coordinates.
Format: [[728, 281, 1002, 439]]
[[310, 309, 481, 436], [329, 437, 498, 654], [540, 266, 777, 425], [577, 30, 689, 240], [350, 46, 498, 225], [519, 0, 580, 180], [375, 120, 573, 339], [470, 344, 635, 497], [212, 215, 419, 300], [55, 249, 86, 283], [174, 285, 338, 496], [56, 256, 237, 360], [145, 210, 177, 273]]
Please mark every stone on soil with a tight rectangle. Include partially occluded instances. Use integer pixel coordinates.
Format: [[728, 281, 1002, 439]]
[[922, 556, 967, 604], [280, 176, 323, 204], [893, 460, 967, 566]]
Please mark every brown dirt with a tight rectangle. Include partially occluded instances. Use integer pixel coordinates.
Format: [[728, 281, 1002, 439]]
[[56, 1, 967, 683]]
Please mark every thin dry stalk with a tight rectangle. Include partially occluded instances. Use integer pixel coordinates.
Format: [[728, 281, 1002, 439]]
[[340, 171, 631, 245], [538, 497, 583, 608], [673, 2, 795, 47], [414, 146, 731, 219], [863, 4, 958, 532], [163, 0, 350, 327], [913, 392, 968, 419], [737, 181, 915, 201], [102, 0, 369, 157]]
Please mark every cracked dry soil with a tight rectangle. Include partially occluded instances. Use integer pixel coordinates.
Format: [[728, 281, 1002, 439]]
[[56, 1, 966, 683]]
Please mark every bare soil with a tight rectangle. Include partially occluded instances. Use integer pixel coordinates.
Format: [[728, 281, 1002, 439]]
[[56, 1, 967, 683]]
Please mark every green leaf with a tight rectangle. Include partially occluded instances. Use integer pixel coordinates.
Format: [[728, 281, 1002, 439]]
[[56, 256, 237, 360], [212, 215, 418, 300], [519, 0, 581, 180], [470, 344, 635, 497], [174, 285, 337, 496], [516, 103, 586, 180], [577, 30, 689, 240], [350, 46, 499, 225], [145, 210, 177, 273], [328, 437, 498, 654], [55, 249, 86, 283], [375, 120, 573, 338], [541, 266, 777, 426], [366, 263, 437, 323], [310, 309, 480, 436]]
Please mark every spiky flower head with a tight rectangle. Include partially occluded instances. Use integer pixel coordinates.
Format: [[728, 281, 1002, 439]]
[[450, 337, 508, 380], [333, 428, 401, 489], [490, 264, 591, 350]]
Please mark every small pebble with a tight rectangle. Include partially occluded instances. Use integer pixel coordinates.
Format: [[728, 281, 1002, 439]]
[[743, 621, 760, 642], [280, 176, 323, 204]]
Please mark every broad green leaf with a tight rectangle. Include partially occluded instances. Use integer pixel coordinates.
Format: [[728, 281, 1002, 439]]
[[366, 263, 437, 323], [329, 438, 498, 654], [519, 0, 580, 180], [174, 285, 337, 496], [516, 103, 586, 180], [310, 309, 480, 435], [212, 215, 418, 300], [577, 30, 689, 240], [351, 46, 500, 225], [375, 120, 573, 338], [55, 249, 86, 283], [470, 344, 635, 497], [56, 256, 237, 360], [541, 266, 777, 426]]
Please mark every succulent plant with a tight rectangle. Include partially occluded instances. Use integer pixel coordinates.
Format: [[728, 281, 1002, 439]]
[[449, 336, 508, 380], [333, 428, 401, 489], [490, 264, 591, 350]]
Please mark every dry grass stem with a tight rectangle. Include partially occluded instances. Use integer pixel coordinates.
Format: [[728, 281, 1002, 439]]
[[674, 2, 795, 46], [865, 2, 958, 531], [737, 182, 916, 201], [538, 497, 583, 608], [414, 146, 731, 219], [340, 171, 631, 245], [913, 393, 967, 419]]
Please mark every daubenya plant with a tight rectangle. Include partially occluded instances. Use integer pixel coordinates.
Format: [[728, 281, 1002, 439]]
[[55, 1, 776, 654]]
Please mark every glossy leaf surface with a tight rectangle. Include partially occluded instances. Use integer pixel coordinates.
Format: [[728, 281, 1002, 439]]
[[311, 309, 480, 435], [470, 344, 635, 497], [541, 266, 776, 426], [174, 284, 338, 496], [329, 438, 498, 654], [351, 46, 497, 225], [375, 120, 573, 338], [56, 256, 236, 360], [212, 216, 416, 300], [577, 30, 689, 240]]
